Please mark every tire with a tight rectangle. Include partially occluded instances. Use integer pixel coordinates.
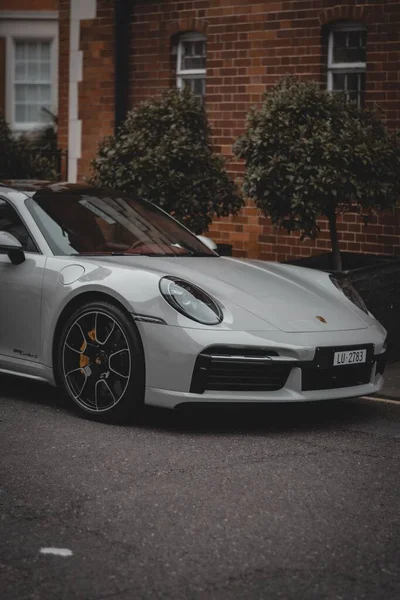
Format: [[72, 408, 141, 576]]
[[56, 300, 145, 423]]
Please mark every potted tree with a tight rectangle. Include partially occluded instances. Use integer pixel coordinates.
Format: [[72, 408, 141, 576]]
[[234, 78, 400, 358], [90, 88, 243, 243], [234, 77, 400, 271]]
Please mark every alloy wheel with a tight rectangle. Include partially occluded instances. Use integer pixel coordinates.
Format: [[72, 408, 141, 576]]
[[62, 310, 131, 413]]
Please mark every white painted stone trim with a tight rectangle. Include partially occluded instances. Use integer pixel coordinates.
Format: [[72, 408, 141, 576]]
[[68, 0, 97, 183]]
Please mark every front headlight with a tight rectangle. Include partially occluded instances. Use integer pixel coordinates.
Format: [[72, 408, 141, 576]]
[[159, 277, 223, 325], [330, 275, 368, 314]]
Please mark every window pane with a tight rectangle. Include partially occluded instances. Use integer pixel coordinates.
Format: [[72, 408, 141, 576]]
[[348, 30, 364, 49], [29, 42, 40, 60], [337, 46, 366, 63], [39, 84, 51, 102], [39, 105, 52, 122], [28, 62, 39, 80], [331, 72, 364, 107], [347, 72, 361, 92], [333, 31, 347, 56], [40, 42, 51, 60], [15, 104, 26, 123], [15, 62, 26, 82], [183, 56, 206, 69], [15, 84, 26, 102], [40, 62, 51, 81], [182, 77, 205, 101], [26, 85, 38, 102], [333, 30, 366, 63], [332, 73, 346, 91], [193, 78, 205, 96], [183, 41, 194, 56], [194, 41, 206, 56], [15, 43, 25, 60], [26, 104, 37, 123]]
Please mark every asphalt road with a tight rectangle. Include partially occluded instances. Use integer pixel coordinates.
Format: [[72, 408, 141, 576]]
[[0, 377, 399, 600]]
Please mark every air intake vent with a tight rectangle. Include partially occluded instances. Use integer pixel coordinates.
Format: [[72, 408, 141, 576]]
[[190, 346, 291, 394]]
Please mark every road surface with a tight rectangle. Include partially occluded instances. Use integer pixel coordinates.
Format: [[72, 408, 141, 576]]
[[1, 376, 399, 599]]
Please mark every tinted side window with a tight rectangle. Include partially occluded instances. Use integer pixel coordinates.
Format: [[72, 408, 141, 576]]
[[0, 199, 37, 252]]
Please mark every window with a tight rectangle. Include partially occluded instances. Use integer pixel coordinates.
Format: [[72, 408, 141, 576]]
[[0, 200, 37, 252], [14, 40, 52, 127], [0, 16, 58, 131], [176, 33, 206, 101], [327, 24, 366, 108]]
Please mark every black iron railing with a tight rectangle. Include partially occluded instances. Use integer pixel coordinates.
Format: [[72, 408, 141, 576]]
[[20, 147, 68, 181]]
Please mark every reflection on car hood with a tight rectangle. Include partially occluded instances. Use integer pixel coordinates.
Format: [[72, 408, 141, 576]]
[[85, 255, 369, 332]]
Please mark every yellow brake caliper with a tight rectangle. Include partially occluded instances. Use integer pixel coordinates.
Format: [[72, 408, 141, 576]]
[[79, 328, 97, 370]]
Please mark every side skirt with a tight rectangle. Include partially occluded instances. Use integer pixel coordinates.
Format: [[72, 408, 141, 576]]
[[0, 355, 56, 386]]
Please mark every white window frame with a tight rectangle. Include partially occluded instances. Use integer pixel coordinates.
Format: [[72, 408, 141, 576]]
[[176, 32, 206, 97], [0, 13, 58, 132], [327, 22, 366, 107]]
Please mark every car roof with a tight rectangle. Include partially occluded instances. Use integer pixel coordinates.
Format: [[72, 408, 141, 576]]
[[0, 181, 127, 199], [0, 181, 104, 206], [0, 180, 53, 193]]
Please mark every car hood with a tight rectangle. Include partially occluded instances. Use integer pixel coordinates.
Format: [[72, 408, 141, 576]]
[[85, 255, 369, 332]]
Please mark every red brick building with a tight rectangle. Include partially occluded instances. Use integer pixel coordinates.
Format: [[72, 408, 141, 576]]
[[58, 0, 400, 260]]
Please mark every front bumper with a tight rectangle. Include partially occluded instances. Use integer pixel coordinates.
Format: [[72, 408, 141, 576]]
[[136, 321, 386, 409]]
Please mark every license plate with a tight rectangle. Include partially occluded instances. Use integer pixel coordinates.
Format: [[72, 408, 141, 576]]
[[333, 349, 367, 366]]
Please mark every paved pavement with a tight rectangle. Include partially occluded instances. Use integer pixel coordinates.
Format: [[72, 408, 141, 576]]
[[381, 361, 400, 400], [0, 376, 399, 600]]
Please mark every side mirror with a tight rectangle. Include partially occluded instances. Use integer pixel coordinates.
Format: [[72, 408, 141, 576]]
[[0, 231, 25, 265], [196, 235, 218, 252]]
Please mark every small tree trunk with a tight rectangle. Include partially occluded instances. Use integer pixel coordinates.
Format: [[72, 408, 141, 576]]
[[327, 209, 342, 272]]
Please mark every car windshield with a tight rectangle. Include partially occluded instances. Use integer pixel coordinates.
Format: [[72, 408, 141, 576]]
[[26, 189, 216, 257]]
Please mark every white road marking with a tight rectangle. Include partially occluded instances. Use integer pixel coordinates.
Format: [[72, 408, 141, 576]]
[[40, 548, 73, 557], [361, 396, 400, 406]]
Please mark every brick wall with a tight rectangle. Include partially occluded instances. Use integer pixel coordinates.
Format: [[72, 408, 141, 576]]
[[78, 0, 115, 178], [59, 0, 400, 261]]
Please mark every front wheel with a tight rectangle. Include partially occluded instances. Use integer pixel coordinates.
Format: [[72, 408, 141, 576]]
[[57, 300, 145, 423]]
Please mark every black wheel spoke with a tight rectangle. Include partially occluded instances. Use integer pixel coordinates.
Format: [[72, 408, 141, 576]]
[[104, 371, 126, 403], [96, 314, 116, 346], [97, 379, 117, 407], [65, 368, 87, 398], [78, 372, 97, 408], [109, 349, 130, 378], [102, 327, 125, 355]]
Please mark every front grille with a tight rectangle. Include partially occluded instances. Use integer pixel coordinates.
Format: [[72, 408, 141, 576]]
[[190, 346, 291, 393], [206, 362, 291, 392], [301, 364, 372, 391]]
